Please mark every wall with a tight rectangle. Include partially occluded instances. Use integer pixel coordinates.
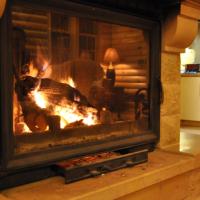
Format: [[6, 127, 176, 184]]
[[190, 24, 200, 63]]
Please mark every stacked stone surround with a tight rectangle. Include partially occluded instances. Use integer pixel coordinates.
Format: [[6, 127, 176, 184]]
[[160, 52, 181, 148]]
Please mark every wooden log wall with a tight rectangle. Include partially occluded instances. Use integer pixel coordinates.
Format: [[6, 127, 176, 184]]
[[12, 6, 49, 59], [97, 22, 112, 63], [111, 25, 149, 95], [98, 24, 149, 96], [11, 7, 149, 97], [115, 63, 148, 95]]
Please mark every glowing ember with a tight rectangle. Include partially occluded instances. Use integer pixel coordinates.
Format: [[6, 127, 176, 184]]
[[54, 100, 98, 128]]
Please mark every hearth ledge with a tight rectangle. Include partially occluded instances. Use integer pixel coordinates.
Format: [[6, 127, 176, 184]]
[[1, 149, 200, 200]]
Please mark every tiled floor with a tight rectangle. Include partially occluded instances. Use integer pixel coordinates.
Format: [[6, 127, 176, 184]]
[[181, 127, 200, 135], [180, 126, 200, 155]]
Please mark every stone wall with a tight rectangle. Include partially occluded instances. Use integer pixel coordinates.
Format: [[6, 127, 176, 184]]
[[159, 52, 180, 148]]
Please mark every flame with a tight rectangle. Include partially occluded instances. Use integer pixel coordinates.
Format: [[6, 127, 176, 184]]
[[83, 110, 98, 126], [28, 62, 38, 77], [30, 78, 98, 129], [42, 60, 49, 72], [60, 77, 76, 88], [26, 60, 52, 78], [54, 100, 98, 128], [16, 52, 98, 133], [32, 90, 47, 109], [23, 122, 32, 133], [15, 122, 32, 134]]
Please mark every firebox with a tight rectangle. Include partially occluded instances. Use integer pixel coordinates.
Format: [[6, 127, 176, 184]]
[[0, 0, 161, 188]]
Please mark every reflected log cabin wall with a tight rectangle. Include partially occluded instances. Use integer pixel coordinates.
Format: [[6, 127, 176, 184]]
[[12, 7, 50, 63], [12, 8, 149, 92], [98, 23, 149, 96]]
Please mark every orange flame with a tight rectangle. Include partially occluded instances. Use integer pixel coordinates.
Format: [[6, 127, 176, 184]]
[[17, 53, 98, 133], [32, 90, 47, 109], [28, 62, 38, 77], [60, 77, 76, 88], [54, 99, 98, 128], [30, 77, 98, 129]]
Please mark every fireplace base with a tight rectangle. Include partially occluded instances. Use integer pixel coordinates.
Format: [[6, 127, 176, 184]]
[[0, 141, 155, 189], [0, 166, 56, 190], [55, 149, 148, 183]]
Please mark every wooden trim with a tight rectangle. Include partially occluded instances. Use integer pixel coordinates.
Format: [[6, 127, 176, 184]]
[[181, 73, 200, 77], [181, 120, 200, 127]]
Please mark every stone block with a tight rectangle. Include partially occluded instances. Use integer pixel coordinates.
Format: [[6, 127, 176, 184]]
[[161, 83, 180, 116], [159, 114, 180, 147]]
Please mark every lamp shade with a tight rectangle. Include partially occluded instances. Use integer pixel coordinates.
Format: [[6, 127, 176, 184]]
[[103, 48, 120, 64]]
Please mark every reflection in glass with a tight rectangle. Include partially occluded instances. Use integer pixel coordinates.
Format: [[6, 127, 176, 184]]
[[12, 4, 150, 153]]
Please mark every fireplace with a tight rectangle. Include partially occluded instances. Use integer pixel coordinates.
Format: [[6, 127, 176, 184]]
[[0, 0, 160, 188]]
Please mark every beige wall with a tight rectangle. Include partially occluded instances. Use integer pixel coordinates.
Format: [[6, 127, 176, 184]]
[[181, 77, 200, 121]]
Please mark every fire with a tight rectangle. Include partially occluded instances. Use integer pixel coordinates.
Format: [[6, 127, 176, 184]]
[[60, 77, 76, 88], [15, 51, 98, 133], [15, 122, 32, 134], [30, 77, 98, 130], [28, 62, 38, 77], [22, 122, 32, 133], [32, 90, 47, 109], [54, 100, 98, 128], [27, 61, 52, 78], [83, 110, 98, 126]]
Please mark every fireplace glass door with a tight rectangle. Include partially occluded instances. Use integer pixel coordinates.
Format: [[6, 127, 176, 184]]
[[11, 3, 151, 154]]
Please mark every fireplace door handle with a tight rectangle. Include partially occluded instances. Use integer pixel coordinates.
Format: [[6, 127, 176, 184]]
[[89, 169, 101, 177], [126, 160, 135, 167]]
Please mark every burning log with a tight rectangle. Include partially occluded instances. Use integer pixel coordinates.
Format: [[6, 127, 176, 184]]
[[15, 76, 97, 132], [15, 76, 90, 106], [24, 111, 48, 132], [39, 78, 90, 106], [47, 115, 61, 131], [66, 120, 84, 128], [17, 95, 49, 132]]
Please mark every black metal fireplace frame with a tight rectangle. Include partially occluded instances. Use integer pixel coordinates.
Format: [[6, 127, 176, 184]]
[[0, 0, 161, 187]]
